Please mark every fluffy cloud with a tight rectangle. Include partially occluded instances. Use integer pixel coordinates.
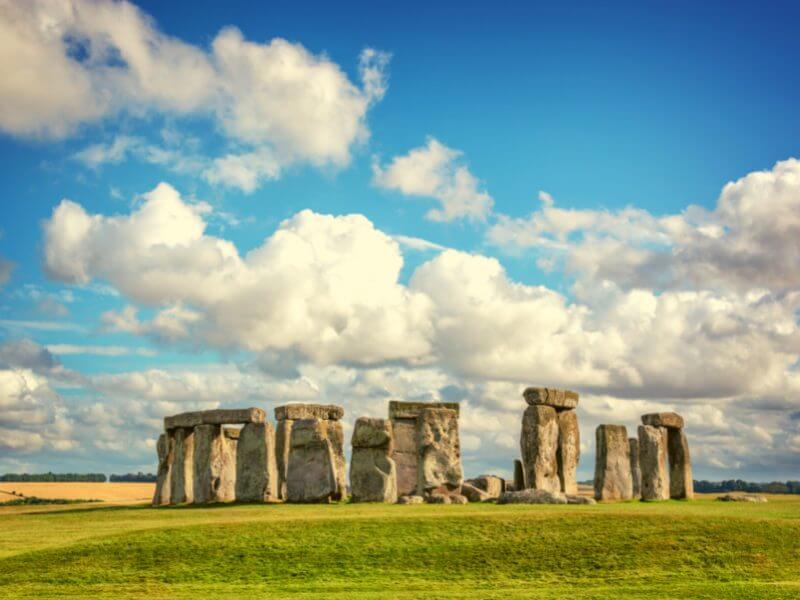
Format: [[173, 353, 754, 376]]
[[373, 138, 493, 222], [489, 159, 800, 294], [1, 0, 388, 185]]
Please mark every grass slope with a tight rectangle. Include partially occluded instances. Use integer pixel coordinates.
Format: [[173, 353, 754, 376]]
[[1, 496, 799, 599]]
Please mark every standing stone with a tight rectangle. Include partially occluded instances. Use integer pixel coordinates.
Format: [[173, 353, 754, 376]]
[[275, 418, 293, 500], [152, 433, 173, 505], [193, 424, 236, 504], [520, 405, 560, 493], [327, 419, 348, 501], [417, 408, 463, 495], [629, 437, 642, 499], [169, 427, 195, 504], [668, 428, 694, 499], [235, 422, 279, 503], [513, 459, 526, 491], [594, 425, 633, 501], [638, 425, 669, 501], [286, 418, 343, 503], [557, 410, 579, 495], [350, 417, 397, 503]]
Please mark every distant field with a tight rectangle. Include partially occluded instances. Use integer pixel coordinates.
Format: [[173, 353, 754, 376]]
[[1, 494, 799, 599], [0, 482, 154, 504]]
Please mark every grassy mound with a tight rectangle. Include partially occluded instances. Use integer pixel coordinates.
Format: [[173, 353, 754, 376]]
[[1, 496, 799, 598]]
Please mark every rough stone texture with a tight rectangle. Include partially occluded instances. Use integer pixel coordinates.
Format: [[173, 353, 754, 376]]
[[165, 407, 265, 430], [275, 418, 293, 500], [388, 400, 459, 419], [716, 494, 767, 503], [668, 428, 694, 500], [417, 408, 463, 494], [286, 419, 343, 503], [520, 404, 560, 493], [557, 409, 579, 495], [235, 422, 279, 503], [594, 425, 634, 501], [638, 425, 669, 501], [497, 489, 567, 504], [523, 387, 579, 411], [391, 417, 419, 497], [629, 438, 641, 499], [461, 482, 491, 503], [397, 495, 424, 504], [450, 494, 468, 505], [350, 418, 397, 503], [169, 427, 194, 504], [426, 493, 452, 504], [152, 433, 173, 505], [223, 427, 240, 440], [193, 424, 236, 504], [327, 420, 348, 500], [567, 495, 597, 505], [274, 403, 344, 421], [466, 475, 504, 499], [513, 459, 526, 491], [641, 412, 684, 430]]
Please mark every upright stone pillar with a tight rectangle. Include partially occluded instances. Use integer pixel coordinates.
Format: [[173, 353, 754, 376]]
[[594, 424, 633, 501], [193, 424, 236, 504], [642, 412, 693, 500], [236, 422, 279, 503], [169, 427, 195, 504], [629, 437, 642, 499], [638, 425, 669, 501], [152, 432, 173, 505], [417, 408, 463, 496], [388, 401, 460, 497], [350, 417, 397, 503], [513, 459, 526, 491], [286, 418, 343, 503], [522, 387, 580, 494], [520, 405, 560, 493]]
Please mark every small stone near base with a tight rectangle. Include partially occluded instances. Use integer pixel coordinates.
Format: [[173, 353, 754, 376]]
[[716, 494, 767, 503], [497, 489, 567, 505], [566, 495, 596, 505], [461, 482, 491, 503], [397, 495, 424, 504]]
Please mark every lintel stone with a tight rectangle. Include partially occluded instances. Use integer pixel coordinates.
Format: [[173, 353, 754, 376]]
[[274, 403, 344, 421], [523, 387, 579, 410], [165, 407, 265, 430], [641, 412, 684, 430], [388, 400, 460, 419]]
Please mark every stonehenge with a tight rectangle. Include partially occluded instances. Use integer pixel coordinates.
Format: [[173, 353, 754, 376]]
[[519, 387, 579, 495], [151, 397, 694, 507]]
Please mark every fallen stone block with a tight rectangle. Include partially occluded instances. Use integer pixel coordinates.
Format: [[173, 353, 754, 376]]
[[466, 475, 504, 498], [523, 387, 579, 411], [566, 494, 596, 505], [397, 495, 424, 504], [497, 489, 567, 504], [716, 493, 767, 503], [165, 407, 265, 430], [594, 424, 633, 501], [520, 404, 560, 493], [641, 412, 684, 430], [461, 482, 492, 503]]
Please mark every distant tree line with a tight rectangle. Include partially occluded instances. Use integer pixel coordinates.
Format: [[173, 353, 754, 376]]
[[0, 472, 107, 482], [693, 480, 800, 494], [109, 472, 156, 483]]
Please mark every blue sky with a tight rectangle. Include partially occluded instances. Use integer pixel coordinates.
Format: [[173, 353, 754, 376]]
[[1, 0, 799, 481]]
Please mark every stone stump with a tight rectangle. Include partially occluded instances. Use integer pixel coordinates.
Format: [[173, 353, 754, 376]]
[[557, 410, 580, 495], [638, 425, 669, 501], [417, 408, 463, 496], [629, 437, 641, 499], [286, 418, 345, 503], [152, 432, 173, 505], [594, 424, 633, 501], [350, 417, 397, 503], [235, 422, 279, 502], [193, 424, 236, 504], [169, 427, 195, 504], [520, 404, 560, 493]]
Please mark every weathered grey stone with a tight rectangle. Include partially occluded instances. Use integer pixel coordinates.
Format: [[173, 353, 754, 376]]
[[169, 427, 194, 504], [193, 424, 236, 503], [629, 438, 641, 499], [351, 417, 393, 449], [391, 417, 419, 497], [716, 493, 767, 503], [523, 387, 579, 410], [668, 428, 694, 499], [388, 400, 459, 419], [513, 459, 526, 491], [557, 409, 579, 495], [450, 494, 468, 505], [497, 489, 567, 504], [566, 494, 597, 505], [235, 422, 279, 503], [152, 433, 173, 505], [165, 407, 265, 430], [466, 475, 504, 499], [638, 425, 669, 501], [327, 419, 348, 500], [641, 412, 684, 430], [520, 404, 560, 493], [426, 493, 452, 504], [275, 418, 293, 500], [274, 403, 344, 421], [397, 494, 424, 504], [417, 408, 463, 494], [594, 425, 633, 501], [286, 419, 343, 503], [461, 482, 491, 503]]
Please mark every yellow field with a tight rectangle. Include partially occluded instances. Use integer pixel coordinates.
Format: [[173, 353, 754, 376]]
[[0, 482, 155, 504]]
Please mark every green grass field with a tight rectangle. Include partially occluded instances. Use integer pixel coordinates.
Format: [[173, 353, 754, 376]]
[[2, 495, 799, 599]]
